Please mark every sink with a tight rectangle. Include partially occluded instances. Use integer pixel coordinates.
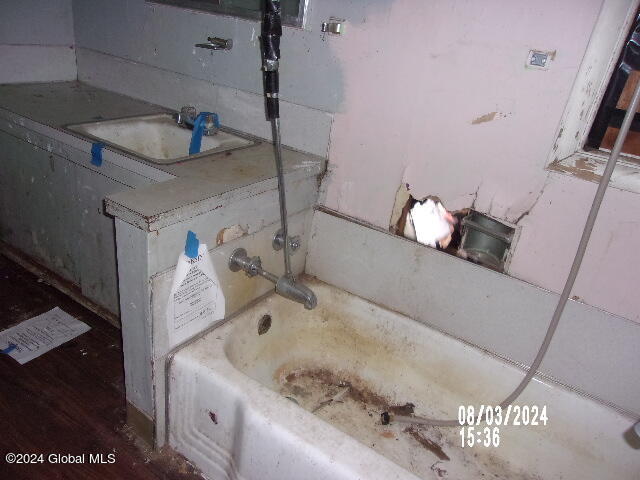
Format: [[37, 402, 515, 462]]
[[66, 113, 256, 165]]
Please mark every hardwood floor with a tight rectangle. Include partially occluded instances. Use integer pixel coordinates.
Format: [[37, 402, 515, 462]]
[[0, 254, 202, 479]]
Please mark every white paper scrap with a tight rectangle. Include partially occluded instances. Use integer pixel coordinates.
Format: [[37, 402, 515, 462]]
[[0, 307, 90, 364]]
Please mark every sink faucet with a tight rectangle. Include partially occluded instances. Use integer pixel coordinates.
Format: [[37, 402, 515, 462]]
[[172, 106, 219, 136], [229, 248, 317, 310]]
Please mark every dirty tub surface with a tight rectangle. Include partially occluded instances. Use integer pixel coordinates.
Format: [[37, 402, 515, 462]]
[[168, 278, 640, 480]]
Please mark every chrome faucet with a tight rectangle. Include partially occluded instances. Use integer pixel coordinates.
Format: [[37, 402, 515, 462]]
[[229, 248, 317, 310], [227, 0, 317, 311], [172, 106, 219, 135], [195, 37, 233, 51]]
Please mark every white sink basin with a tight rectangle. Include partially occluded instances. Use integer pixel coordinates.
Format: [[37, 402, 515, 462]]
[[66, 113, 256, 165]]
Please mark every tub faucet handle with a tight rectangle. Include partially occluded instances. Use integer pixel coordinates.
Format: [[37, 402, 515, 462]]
[[228, 248, 262, 277], [228, 248, 317, 309], [272, 229, 300, 253]]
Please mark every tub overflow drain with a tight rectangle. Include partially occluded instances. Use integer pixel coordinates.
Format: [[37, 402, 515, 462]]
[[258, 314, 272, 335]]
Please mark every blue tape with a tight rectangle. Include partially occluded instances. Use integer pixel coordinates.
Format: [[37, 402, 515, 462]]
[[1, 343, 16, 355], [188, 112, 220, 155], [91, 142, 104, 167], [184, 230, 199, 259]]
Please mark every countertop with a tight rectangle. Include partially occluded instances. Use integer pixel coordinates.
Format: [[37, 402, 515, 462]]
[[0, 81, 324, 231], [0, 81, 169, 127]]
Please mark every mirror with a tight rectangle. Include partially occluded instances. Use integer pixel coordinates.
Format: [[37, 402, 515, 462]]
[[151, 0, 307, 27]]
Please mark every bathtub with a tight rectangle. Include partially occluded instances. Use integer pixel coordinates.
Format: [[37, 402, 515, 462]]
[[168, 278, 640, 479]]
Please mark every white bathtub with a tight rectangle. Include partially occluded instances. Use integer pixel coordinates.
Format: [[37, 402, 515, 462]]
[[168, 278, 640, 479]]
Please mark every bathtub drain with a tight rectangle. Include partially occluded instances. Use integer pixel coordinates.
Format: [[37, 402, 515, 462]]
[[258, 314, 272, 335]]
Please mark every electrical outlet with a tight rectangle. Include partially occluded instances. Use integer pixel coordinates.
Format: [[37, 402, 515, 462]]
[[526, 50, 553, 70]]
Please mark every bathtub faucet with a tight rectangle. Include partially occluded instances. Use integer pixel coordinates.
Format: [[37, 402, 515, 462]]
[[228, 248, 317, 310]]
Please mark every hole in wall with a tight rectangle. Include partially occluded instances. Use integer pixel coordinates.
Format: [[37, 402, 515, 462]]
[[389, 183, 459, 249], [458, 211, 515, 272], [389, 184, 515, 272]]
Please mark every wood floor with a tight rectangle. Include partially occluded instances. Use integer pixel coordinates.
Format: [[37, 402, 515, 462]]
[[0, 254, 202, 479]]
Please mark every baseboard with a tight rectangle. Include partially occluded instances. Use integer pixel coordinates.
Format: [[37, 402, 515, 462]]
[[126, 402, 155, 449], [0, 241, 120, 328]]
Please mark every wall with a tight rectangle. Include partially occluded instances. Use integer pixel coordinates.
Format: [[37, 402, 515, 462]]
[[319, 0, 640, 324], [71, 0, 339, 157], [0, 0, 77, 83], [323, 0, 602, 222], [71, 0, 639, 322], [307, 210, 640, 417]]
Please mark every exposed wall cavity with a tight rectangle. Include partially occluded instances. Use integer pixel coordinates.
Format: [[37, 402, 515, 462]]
[[390, 184, 455, 249], [390, 183, 515, 272], [314, 0, 640, 320]]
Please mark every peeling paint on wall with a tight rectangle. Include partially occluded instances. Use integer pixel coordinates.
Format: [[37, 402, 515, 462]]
[[471, 112, 497, 125], [216, 224, 248, 246], [317, 0, 640, 320], [324, 0, 602, 227], [548, 156, 603, 183]]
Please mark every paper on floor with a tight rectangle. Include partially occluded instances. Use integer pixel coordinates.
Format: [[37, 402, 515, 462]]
[[0, 307, 90, 364]]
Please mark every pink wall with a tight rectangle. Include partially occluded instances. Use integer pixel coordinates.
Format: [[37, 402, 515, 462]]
[[323, 0, 640, 321], [509, 174, 640, 322]]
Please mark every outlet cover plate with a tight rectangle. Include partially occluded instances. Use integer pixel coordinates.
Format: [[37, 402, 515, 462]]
[[526, 49, 553, 70]]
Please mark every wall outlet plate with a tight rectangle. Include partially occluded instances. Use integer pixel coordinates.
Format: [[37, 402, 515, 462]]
[[526, 49, 554, 70]]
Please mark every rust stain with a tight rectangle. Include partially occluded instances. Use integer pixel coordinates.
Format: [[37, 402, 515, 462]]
[[281, 368, 391, 407], [471, 111, 497, 125], [404, 426, 450, 461], [388, 403, 415, 416]]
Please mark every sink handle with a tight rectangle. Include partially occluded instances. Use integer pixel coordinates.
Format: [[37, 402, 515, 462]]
[[195, 37, 233, 51]]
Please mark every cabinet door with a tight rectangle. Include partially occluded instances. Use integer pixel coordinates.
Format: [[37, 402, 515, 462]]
[[0, 130, 136, 316], [75, 167, 130, 315], [0, 130, 81, 284]]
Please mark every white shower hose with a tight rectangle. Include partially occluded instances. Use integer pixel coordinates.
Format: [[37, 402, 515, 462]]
[[393, 79, 640, 427]]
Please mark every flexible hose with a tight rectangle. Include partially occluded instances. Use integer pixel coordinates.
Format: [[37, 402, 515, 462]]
[[394, 79, 640, 428]]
